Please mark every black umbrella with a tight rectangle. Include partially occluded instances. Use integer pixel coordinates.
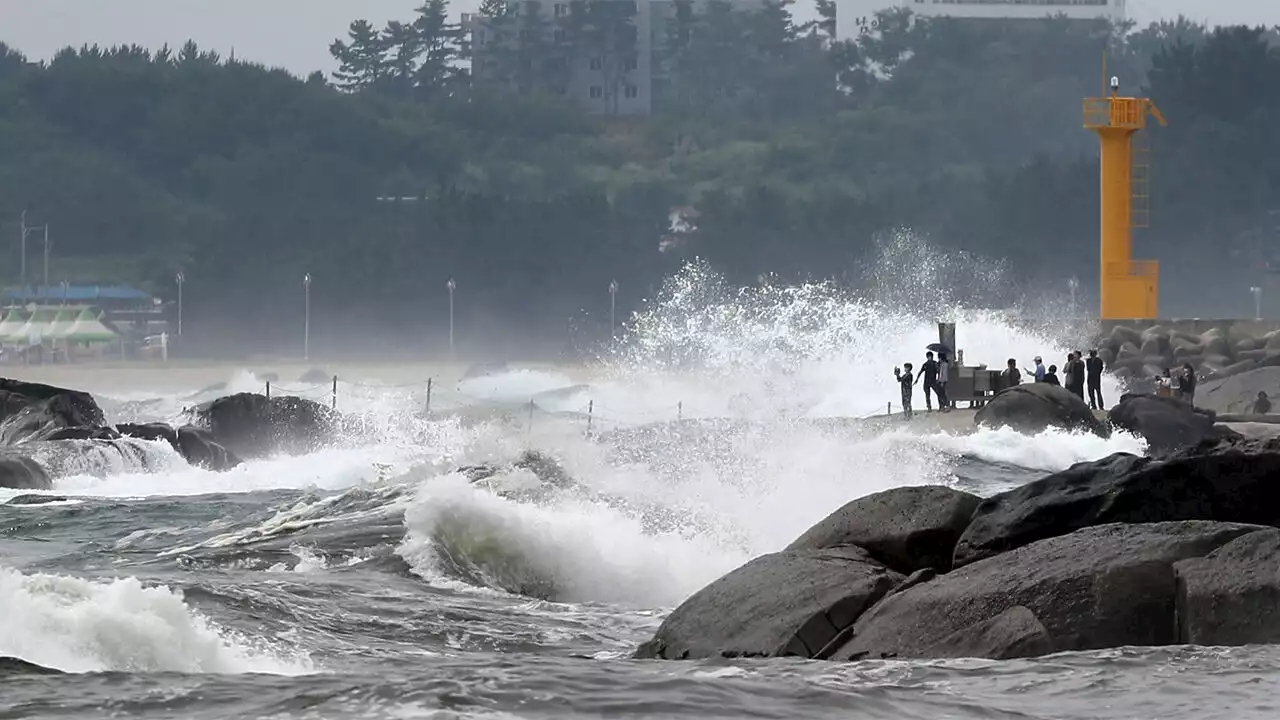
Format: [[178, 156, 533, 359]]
[[926, 342, 952, 356]]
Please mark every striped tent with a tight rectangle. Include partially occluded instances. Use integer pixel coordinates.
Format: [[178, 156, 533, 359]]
[[60, 308, 119, 343], [0, 309, 27, 344]]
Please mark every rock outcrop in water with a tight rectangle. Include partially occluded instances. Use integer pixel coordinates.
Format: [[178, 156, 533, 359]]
[[1107, 392, 1239, 455], [974, 382, 1109, 438], [116, 423, 241, 471], [0, 378, 104, 444], [188, 392, 344, 459], [636, 436, 1280, 662]]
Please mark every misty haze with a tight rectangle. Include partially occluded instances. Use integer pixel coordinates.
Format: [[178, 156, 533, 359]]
[[3, 1, 1280, 718]]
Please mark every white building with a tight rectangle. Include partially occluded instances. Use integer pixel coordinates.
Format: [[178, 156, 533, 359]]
[[902, 0, 1125, 22]]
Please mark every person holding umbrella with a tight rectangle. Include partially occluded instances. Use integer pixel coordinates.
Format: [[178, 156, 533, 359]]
[[926, 343, 953, 412]]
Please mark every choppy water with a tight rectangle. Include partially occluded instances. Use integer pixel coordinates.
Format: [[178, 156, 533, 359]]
[[5, 252, 1274, 720]]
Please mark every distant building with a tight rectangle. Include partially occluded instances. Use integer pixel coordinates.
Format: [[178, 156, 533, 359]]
[[464, 0, 768, 116], [901, 0, 1125, 22]]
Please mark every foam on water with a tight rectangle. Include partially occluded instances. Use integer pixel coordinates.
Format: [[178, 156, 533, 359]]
[[0, 566, 313, 674], [394, 239, 1147, 604]]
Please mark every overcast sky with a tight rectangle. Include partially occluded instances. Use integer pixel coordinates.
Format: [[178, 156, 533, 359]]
[[2, 0, 1277, 78]]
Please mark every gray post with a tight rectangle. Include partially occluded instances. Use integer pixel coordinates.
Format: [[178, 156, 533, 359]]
[[303, 273, 312, 361]]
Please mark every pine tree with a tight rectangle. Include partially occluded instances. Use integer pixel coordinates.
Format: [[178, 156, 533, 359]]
[[329, 20, 390, 92]]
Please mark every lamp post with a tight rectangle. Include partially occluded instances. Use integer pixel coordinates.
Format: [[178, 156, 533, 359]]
[[175, 271, 185, 336], [17, 211, 46, 292], [608, 279, 618, 341], [303, 273, 312, 361], [1251, 285, 1262, 321], [1068, 276, 1079, 315], [446, 278, 456, 359]]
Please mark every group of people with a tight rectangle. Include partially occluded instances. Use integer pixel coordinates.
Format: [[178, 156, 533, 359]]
[[893, 348, 1115, 420], [892, 350, 952, 419], [1153, 365, 1199, 406], [1003, 350, 1106, 409]]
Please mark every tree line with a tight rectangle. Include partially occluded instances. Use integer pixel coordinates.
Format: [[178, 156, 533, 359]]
[[1, 5, 1278, 358]]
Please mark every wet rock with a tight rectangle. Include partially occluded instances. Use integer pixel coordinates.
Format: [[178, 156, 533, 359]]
[[0, 379, 104, 445], [833, 522, 1263, 661], [952, 437, 1280, 568], [116, 422, 180, 447], [974, 383, 1110, 438], [786, 485, 981, 573], [0, 453, 51, 490], [633, 546, 901, 660], [117, 422, 241, 471], [176, 426, 242, 471], [6, 494, 68, 505], [1174, 529, 1280, 646], [190, 392, 343, 459], [41, 426, 121, 441], [1107, 393, 1236, 455]]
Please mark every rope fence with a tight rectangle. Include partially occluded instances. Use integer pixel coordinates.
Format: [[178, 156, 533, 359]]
[[252, 375, 896, 435]]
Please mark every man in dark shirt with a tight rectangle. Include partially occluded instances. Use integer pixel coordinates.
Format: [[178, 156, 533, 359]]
[[918, 351, 939, 411], [1086, 349, 1105, 410], [894, 363, 915, 419]]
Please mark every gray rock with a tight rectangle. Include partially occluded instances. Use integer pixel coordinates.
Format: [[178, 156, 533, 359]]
[[0, 379, 104, 445], [1197, 366, 1280, 415], [1108, 392, 1234, 455], [0, 453, 50, 490], [189, 392, 344, 459], [974, 383, 1110, 438], [834, 521, 1264, 661], [786, 485, 981, 573], [633, 546, 901, 660], [1174, 528, 1280, 646], [952, 437, 1280, 568]]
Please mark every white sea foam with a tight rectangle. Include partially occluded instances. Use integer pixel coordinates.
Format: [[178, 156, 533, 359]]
[[0, 566, 313, 674]]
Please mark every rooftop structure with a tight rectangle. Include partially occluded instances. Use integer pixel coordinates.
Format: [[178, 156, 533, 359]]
[[902, 0, 1124, 22]]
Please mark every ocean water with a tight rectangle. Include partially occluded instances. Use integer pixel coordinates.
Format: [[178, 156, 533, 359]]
[[5, 253, 1274, 720]]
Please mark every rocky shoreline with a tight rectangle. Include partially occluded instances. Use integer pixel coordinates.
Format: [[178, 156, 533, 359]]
[[636, 381, 1280, 662], [0, 378, 348, 491], [637, 432, 1280, 662]]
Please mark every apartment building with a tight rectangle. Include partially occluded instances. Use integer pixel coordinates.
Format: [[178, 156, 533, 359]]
[[464, 0, 764, 116]]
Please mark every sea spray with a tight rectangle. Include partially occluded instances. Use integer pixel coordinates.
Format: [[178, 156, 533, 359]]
[[0, 567, 313, 674]]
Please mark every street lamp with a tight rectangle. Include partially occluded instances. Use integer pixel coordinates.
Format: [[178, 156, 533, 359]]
[[17, 211, 46, 291], [1067, 276, 1079, 314], [175, 271, 185, 336], [1251, 286, 1262, 320], [303, 273, 312, 361], [446, 278, 456, 359], [608, 279, 618, 341]]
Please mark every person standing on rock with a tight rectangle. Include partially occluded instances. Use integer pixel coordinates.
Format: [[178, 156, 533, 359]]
[[919, 351, 940, 411], [1001, 358, 1021, 388], [1024, 356, 1046, 382], [936, 352, 951, 411], [1086, 350, 1105, 410], [1064, 352, 1086, 400], [1043, 364, 1061, 386], [894, 363, 915, 419], [1179, 363, 1198, 406], [1254, 391, 1272, 415]]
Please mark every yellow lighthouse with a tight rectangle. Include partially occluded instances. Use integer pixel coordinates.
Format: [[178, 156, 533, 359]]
[[1083, 75, 1166, 319]]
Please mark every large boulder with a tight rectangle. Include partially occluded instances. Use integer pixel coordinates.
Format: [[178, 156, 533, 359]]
[[0, 453, 51, 490], [189, 393, 343, 459], [116, 422, 241, 471], [952, 437, 1280, 568], [786, 485, 981, 573], [1174, 529, 1280, 646], [974, 383, 1109, 438], [0, 379, 104, 445], [633, 546, 902, 660], [1107, 393, 1238, 454], [833, 521, 1264, 661]]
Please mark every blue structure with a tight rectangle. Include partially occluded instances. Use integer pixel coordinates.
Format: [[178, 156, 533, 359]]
[[4, 285, 153, 305]]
